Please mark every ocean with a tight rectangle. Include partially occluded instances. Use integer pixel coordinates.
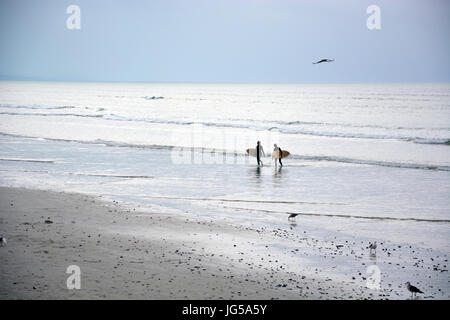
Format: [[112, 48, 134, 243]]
[[0, 81, 449, 297]]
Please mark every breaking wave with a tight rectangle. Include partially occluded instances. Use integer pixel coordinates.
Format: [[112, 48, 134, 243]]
[[1, 132, 449, 171], [1, 110, 448, 145]]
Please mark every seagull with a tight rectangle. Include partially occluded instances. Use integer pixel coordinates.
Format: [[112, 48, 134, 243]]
[[369, 241, 377, 252], [0, 237, 7, 246], [406, 282, 423, 298], [288, 213, 298, 221], [313, 59, 335, 64]]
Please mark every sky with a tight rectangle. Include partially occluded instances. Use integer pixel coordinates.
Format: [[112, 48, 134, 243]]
[[0, 0, 449, 83]]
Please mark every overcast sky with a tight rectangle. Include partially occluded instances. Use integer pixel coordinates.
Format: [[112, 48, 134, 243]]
[[0, 0, 449, 82]]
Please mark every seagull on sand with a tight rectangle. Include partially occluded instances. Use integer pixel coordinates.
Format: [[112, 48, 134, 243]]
[[313, 58, 335, 64], [368, 241, 377, 252], [288, 213, 299, 221], [406, 282, 424, 298], [0, 237, 7, 246]]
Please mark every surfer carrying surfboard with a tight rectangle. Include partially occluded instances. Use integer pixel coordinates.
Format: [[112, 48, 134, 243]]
[[256, 141, 265, 166], [273, 144, 283, 166]]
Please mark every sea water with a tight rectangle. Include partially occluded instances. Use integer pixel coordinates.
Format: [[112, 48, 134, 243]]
[[0, 81, 449, 297]]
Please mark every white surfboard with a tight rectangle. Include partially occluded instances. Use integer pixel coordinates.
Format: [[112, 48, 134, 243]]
[[246, 148, 258, 157]]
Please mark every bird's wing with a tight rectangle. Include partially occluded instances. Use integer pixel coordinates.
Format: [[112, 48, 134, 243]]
[[411, 285, 423, 293], [313, 59, 334, 64]]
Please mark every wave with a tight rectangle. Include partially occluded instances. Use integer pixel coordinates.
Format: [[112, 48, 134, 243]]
[[413, 138, 450, 146], [0, 157, 56, 163], [2, 110, 448, 145], [0, 104, 76, 110], [0, 111, 104, 118], [228, 118, 450, 131], [0, 111, 192, 125], [101, 113, 194, 125], [220, 205, 450, 223], [1, 132, 449, 172], [142, 96, 164, 100], [0, 132, 177, 152], [69, 172, 154, 179], [140, 195, 347, 206], [291, 155, 450, 171], [0, 168, 153, 179], [3, 105, 449, 131]]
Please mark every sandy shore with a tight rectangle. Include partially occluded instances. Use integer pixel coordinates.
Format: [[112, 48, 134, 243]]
[[0, 186, 434, 300], [0, 186, 375, 300]]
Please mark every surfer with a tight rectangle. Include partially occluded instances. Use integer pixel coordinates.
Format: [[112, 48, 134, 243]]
[[256, 141, 265, 166], [273, 144, 283, 166]]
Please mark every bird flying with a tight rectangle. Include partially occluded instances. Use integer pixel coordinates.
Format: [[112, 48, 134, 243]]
[[313, 59, 335, 64]]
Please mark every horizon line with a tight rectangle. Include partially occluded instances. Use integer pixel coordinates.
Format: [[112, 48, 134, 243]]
[[1, 79, 449, 85]]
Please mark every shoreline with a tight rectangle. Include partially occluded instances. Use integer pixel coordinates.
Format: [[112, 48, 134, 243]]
[[0, 186, 387, 300]]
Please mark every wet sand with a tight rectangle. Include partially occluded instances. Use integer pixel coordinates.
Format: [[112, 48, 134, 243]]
[[0, 186, 387, 300]]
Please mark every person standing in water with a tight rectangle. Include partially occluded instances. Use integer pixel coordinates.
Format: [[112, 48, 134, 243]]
[[273, 144, 283, 167], [256, 141, 265, 166]]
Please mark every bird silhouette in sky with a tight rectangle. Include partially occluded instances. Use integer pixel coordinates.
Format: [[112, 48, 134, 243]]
[[313, 59, 335, 64]]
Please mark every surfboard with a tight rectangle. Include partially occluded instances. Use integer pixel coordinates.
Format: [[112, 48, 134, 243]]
[[246, 148, 258, 157], [273, 150, 290, 159]]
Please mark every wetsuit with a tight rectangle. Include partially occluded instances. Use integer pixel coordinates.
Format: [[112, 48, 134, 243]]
[[256, 144, 262, 166], [278, 147, 283, 166]]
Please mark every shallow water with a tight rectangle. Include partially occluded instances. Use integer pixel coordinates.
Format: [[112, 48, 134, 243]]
[[0, 134, 449, 247], [0, 81, 449, 243], [0, 81, 449, 298]]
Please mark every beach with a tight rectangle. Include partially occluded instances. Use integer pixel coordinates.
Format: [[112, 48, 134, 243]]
[[0, 82, 449, 300], [0, 186, 377, 300], [1, 183, 448, 300]]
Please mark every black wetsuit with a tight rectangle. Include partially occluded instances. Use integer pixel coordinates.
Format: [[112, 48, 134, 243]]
[[278, 147, 283, 166], [256, 144, 262, 166]]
